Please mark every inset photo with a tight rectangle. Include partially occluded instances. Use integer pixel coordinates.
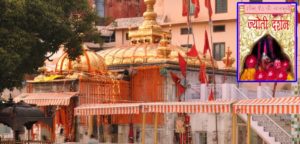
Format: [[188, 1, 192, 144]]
[[237, 2, 297, 82]]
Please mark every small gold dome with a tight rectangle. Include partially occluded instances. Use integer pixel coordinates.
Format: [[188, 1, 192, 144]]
[[97, 43, 218, 68], [55, 45, 107, 74]]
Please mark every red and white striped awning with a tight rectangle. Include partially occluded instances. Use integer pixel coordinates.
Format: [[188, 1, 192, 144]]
[[74, 100, 234, 116], [75, 103, 141, 116], [141, 100, 234, 113], [233, 96, 300, 114], [14, 92, 78, 106]]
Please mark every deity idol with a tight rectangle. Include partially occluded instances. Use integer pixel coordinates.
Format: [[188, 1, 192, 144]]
[[240, 35, 293, 81]]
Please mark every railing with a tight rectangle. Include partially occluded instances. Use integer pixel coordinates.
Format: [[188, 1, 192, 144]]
[[187, 84, 223, 100], [231, 85, 249, 100], [0, 140, 53, 144], [187, 83, 294, 101], [264, 115, 292, 139], [275, 90, 294, 97], [253, 87, 292, 140], [261, 87, 273, 98], [207, 84, 223, 100]]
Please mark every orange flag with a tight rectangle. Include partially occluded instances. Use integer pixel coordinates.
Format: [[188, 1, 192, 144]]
[[191, 0, 200, 18], [208, 89, 214, 101], [205, 0, 213, 21], [170, 72, 186, 97], [186, 44, 199, 57], [178, 53, 187, 77], [199, 62, 207, 84]]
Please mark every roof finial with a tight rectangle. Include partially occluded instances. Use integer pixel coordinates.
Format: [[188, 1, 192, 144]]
[[139, 0, 161, 30], [128, 0, 170, 43]]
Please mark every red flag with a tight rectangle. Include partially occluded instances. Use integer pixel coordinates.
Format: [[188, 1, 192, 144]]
[[128, 123, 134, 143], [186, 44, 198, 57], [203, 30, 211, 56], [191, 0, 200, 18], [170, 71, 181, 84], [182, 0, 188, 16], [170, 72, 186, 97], [177, 83, 186, 97], [178, 53, 187, 77], [205, 0, 213, 21], [208, 89, 214, 101], [199, 62, 207, 84]]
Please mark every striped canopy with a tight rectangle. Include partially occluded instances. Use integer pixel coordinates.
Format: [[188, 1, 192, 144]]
[[233, 96, 300, 114], [14, 92, 78, 106], [75, 103, 141, 116], [142, 101, 234, 113], [74, 100, 234, 116]]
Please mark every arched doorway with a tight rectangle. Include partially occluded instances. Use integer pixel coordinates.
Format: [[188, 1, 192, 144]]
[[240, 34, 294, 81]]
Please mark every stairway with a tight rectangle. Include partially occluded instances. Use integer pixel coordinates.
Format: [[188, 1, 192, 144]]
[[232, 85, 292, 144], [238, 114, 291, 144]]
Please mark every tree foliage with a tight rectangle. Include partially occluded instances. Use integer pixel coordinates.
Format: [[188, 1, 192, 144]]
[[0, 0, 101, 91]]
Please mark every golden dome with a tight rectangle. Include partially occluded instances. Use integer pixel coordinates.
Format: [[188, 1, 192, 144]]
[[55, 45, 107, 74], [99, 0, 218, 68], [97, 43, 218, 68]]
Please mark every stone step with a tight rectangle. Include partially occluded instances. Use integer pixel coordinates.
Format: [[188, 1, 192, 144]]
[[252, 115, 292, 144]]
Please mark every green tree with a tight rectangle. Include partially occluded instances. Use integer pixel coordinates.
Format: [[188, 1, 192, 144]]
[[0, 0, 101, 91]]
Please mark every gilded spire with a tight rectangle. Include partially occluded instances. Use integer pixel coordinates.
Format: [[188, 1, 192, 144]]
[[129, 0, 170, 44], [139, 0, 161, 30]]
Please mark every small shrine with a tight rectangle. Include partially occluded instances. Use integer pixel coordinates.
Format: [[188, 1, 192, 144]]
[[14, 45, 129, 143]]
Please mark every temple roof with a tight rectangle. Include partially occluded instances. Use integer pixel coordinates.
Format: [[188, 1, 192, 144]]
[[55, 45, 107, 74], [97, 43, 217, 68], [98, 0, 218, 69]]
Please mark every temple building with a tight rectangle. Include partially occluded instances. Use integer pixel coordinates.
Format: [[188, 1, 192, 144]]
[[7, 0, 300, 144], [81, 0, 236, 143]]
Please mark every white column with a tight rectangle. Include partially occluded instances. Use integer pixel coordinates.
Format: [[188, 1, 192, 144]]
[[222, 84, 231, 100], [230, 84, 237, 100], [257, 86, 262, 98], [200, 84, 207, 101]]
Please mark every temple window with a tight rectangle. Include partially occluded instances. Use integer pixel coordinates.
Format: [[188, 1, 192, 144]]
[[213, 42, 225, 61], [215, 0, 227, 13], [180, 27, 192, 35], [181, 44, 193, 48], [213, 25, 225, 32]]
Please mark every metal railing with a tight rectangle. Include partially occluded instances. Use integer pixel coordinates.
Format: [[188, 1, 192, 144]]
[[231, 85, 249, 100], [187, 83, 294, 101], [0, 140, 53, 144], [264, 115, 292, 139]]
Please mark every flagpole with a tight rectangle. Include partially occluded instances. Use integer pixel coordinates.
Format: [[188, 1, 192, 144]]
[[185, 0, 197, 101], [184, 1, 190, 144], [184, 0, 191, 101], [208, 12, 219, 144], [185, 1, 195, 144]]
